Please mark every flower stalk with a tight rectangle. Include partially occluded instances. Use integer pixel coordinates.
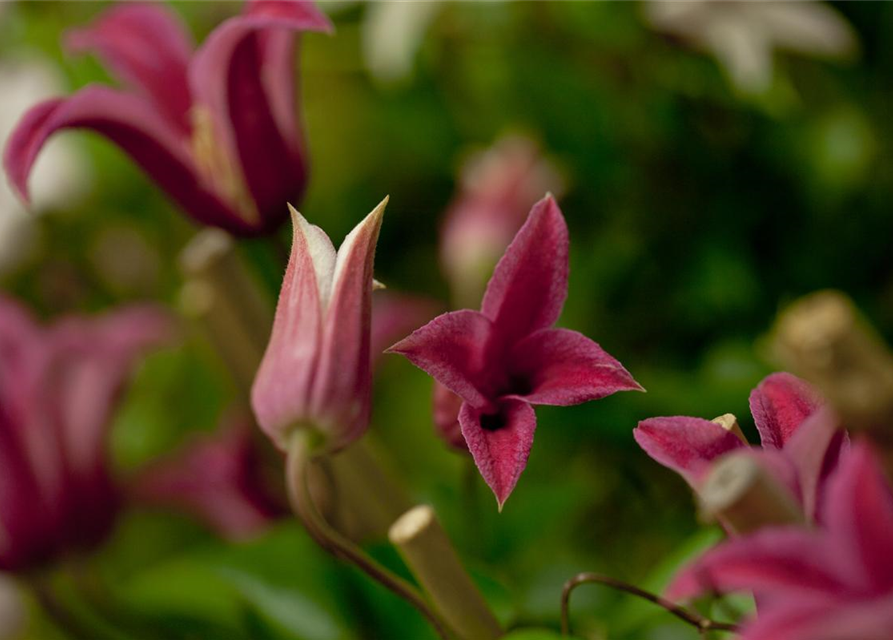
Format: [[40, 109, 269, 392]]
[[389, 505, 502, 640]]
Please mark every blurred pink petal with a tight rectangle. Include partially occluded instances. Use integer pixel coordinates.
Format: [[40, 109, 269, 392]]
[[749, 372, 822, 448], [369, 292, 441, 368], [432, 382, 466, 451]]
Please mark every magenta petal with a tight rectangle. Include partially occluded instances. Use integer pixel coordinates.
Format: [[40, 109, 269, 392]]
[[823, 441, 893, 591], [634, 416, 745, 485], [480, 195, 569, 345], [459, 399, 536, 509], [388, 310, 495, 410], [65, 3, 194, 132], [736, 594, 839, 640], [749, 373, 822, 449], [432, 382, 467, 451], [667, 529, 846, 601], [3, 87, 250, 232], [508, 328, 641, 406]]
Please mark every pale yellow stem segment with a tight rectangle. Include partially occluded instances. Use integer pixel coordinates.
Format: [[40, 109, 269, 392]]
[[699, 452, 806, 535], [390, 506, 502, 640]]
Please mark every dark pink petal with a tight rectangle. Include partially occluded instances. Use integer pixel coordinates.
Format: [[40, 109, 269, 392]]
[[131, 416, 284, 540], [432, 382, 467, 451], [370, 292, 441, 369], [189, 0, 332, 232], [459, 399, 536, 509], [782, 407, 846, 522], [749, 372, 822, 449], [310, 201, 384, 448], [65, 3, 194, 132], [3, 87, 251, 233], [736, 594, 839, 640], [507, 328, 641, 405], [667, 528, 847, 601], [634, 416, 745, 485], [387, 310, 495, 411], [823, 440, 893, 591], [480, 195, 568, 345]]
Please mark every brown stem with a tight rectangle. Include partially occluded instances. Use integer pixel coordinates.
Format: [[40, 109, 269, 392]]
[[286, 433, 453, 640], [560, 572, 739, 637]]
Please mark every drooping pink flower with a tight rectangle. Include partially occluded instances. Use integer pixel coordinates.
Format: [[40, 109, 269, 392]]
[[251, 199, 386, 452], [634, 372, 846, 520], [131, 412, 286, 541], [667, 441, 893, 640], [440, 135, 563, 307], [389, 195, 641, 508], [4, 1, 332, 236], [0, 296, 172, 572]]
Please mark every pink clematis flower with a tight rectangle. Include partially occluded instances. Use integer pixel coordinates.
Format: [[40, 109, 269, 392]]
[[251, 199, 386, 452], [388, 195, 641, 508], [667, 440, 893, 640], [4, 1, 332, 236], [634, 372, 847, 521], [0, 296, 172, 572], [131, 412, 286, 541]]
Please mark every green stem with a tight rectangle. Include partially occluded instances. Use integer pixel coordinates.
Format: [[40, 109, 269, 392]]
[[286, 432, 454, 640]]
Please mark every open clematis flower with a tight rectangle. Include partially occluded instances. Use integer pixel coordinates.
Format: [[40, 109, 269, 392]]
[[634, 372, 847, 521], [251, 198, 386, 452], [667, 440, 893, 640], [131, 412, 286, 541], [389, 195, 641, 508], [4, 0, 332, 236], [0, 296, 172, 572]]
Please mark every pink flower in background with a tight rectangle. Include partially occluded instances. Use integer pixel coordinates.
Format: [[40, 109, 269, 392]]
[[252, 199, 386, 452], [668, 441, 893, 640], [390, 195, 641, 508], [440, 135, 563, 307], [634, 372, 846, 520], [4, 0, 332, 236], [370, 291, 441, 370], [0, 296, 172, 572], [131, 412, 286, 541]]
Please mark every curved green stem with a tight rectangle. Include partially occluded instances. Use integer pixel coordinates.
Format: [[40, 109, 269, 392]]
[[286, 432, 453, 640]]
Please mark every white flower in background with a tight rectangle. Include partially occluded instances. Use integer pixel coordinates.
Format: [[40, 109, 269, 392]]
[[363, 1, 442, 84], [0, 55, 91, 274], [0, 575, 24, 640], [644, 0, 859, 95]]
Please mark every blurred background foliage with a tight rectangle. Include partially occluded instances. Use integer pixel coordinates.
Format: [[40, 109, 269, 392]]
[[1, 1, 893, 639]]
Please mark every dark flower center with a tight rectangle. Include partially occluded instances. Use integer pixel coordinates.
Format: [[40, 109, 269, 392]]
[[480, 411, 507, 432]]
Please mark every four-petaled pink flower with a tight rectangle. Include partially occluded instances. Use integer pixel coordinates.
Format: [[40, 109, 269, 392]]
[[252, 199, 386, 452], [667, 440, 893, 640], [388, 195, 641, 509], [634, 372, 847, 521], [4, 0, 332, 236], [0, 296, 172, 572]]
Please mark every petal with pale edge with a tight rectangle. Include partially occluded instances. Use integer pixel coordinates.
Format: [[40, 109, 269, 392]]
[[666, 529, 847, 601], [3, 86, 249, 233], [782, 407, 846, 521], [251, 207, 333, 449], [480, 195, 568, 346], [508, 328, 641, 405], [459, 399, 536, 509], [749, 372, 822, 449], [65, 3, 194, 132], [388, 310, 494, 410], [822, 441, 893, 591], [634, 416, 745, 485]]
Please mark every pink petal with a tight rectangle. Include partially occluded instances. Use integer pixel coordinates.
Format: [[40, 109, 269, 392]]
[[480, 195, 568, 346], [749, 372, 822, 449], [823, 440, 893, 592], [507, 328, 642, 405], [189, 0, 332, 232], [667, 529, 847, 601], [3, 87, 251, 233], [65, 3, 194, 132], [432, 382, 467, 451], [387, 310, 495, 411], [634, 416, 745, 485], [252, 207, 332, 449], [782, 407, 846, 522], [736, 594, 839, 640], [131, 415, 284, 541], [370, 292, 441, 369], [309, 200, 385, 448], [459, 399, 536, 509]]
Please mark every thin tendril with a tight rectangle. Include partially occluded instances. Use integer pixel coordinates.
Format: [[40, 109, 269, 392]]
[[560, 572, 739, 637]]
